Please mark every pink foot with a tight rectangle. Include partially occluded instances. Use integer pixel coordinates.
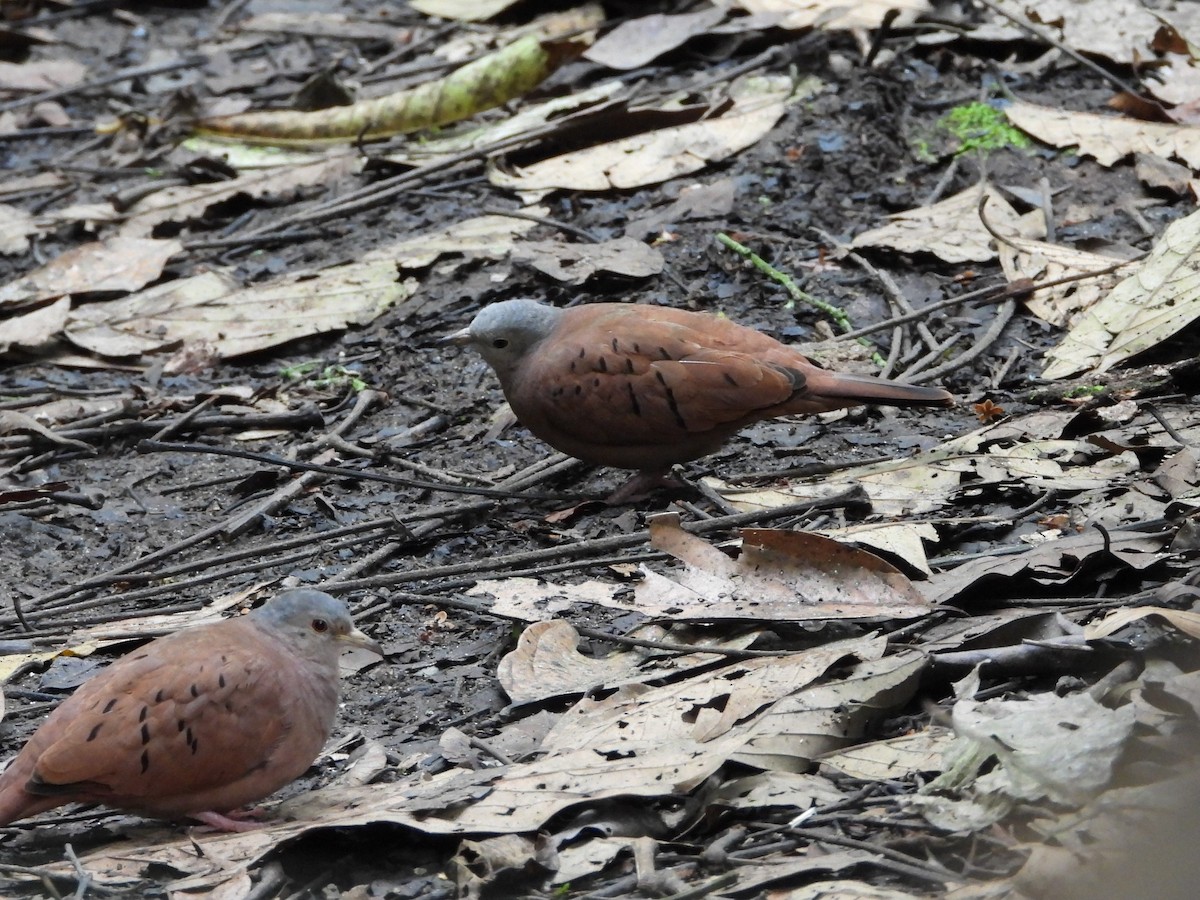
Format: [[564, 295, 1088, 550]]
[[190, 807, 268, 832], [604, 471, 689, 504]]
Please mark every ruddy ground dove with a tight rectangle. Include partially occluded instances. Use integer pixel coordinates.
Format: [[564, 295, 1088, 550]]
[[446, 299, 954, 494], [0, 588, 381, 831]]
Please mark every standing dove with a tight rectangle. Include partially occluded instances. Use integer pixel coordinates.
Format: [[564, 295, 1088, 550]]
[[446, 299, 954, 496], [0, 588, 381, 831]]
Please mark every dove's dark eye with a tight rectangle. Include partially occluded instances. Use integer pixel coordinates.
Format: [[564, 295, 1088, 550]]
[[311, 618, 329, 633], [492, 338, 509, 349]]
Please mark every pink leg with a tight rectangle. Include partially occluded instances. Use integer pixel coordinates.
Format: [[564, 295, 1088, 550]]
[[190, 807, 267, 832]]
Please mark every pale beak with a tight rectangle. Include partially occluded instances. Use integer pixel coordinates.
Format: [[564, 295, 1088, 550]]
[[440, 326, 473, 346], [339, 626, 383, 657]]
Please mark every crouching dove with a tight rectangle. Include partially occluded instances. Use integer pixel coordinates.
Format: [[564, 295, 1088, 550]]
[[445, 299, 954, 498], [0, 588, 381, 831]]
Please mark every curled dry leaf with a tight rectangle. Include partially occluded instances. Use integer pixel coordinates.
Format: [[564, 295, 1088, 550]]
[[1005, 99, 1200, 169], [1044, 207, 1200, 378], [0, 236, 182, 311], [489, 74, 798, 196], [1084, 606, 1200, 641], [511, 236, 664, 284], [851, 183, 1044, 264], [196, 35, 585, 147], [638, 518, 930, 621]]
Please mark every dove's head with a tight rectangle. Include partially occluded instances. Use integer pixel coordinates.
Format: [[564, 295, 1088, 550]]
[[443, 299, 563, 385], [250, 588, 381, 660]]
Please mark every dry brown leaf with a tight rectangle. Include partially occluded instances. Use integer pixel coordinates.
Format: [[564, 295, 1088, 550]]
[[0, 236, 182, 311], [511, 236, 664, 284], [1006, 99, 1200, 169], [65, 262, 413, 360], [0, 58, 86, 93], [1084, 606, 1200, 641], [0, 296, 70, 354], [584, 7, 727, 70], [996, 235, 1131, 328], [637, 518, 930, 621], [0, 203, 39, 255], [851, 183, 1044, 264], [489, 74, 795, 196], [731, 0, 930, 31]]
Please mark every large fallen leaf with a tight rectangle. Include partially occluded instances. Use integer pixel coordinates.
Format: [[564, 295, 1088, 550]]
[[511, 236, 663, 284], [0, 58, 86, 93], [0, 296, 70, 354], [497, 619, 759, 704], [922, 528, 1168, 607], [64, 262, 413, 359], [584, 7, 727, 70], [1005, 99, 1200, 169], [489, 74, 797, 195], [731, 0, 931, 31], [0, 236, 182, 310], [851, 183, 1044, 263], [819, 726, 956, 780], [636, 520, 930, 621], [1043, 207, 1200, 378], [1084, 606, 1200, 641], [978, 0, 1173, 66], [197, 35, 584, 147], [64, 212, 538, 359], [914, 675, 1137, 829], [539, 634, 888, 753], [0, 203, 39, 255], [997, 235, 1131, 328]]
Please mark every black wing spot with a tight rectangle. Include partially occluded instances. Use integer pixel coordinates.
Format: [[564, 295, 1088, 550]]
[[569, 360, 576, 373], [597, 356, 608, 373], [625, 358, 634, 374], [190, 684, 199, 698], [577, 347, 585, 358], [140, 750, 150, 774], [103, 698, 118, 714], [592, 377, 601, 388], [141, 723, 151, 745], [87, 723, 103, 742], [218, 673, 226, 689], [139, 706, 149, 723], [658, 346, 671, 360], [664, 386, 687, 430], [724, 373, 739, 387], [574, 385, 583, 395], [155, 689, 165, 703], [627, 383, 642, 417], [611, 338, 619, 352]]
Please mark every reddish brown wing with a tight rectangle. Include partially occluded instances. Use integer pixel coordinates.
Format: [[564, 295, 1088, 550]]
[[512, 307, 803, 444], [31, 625, 290, 805]]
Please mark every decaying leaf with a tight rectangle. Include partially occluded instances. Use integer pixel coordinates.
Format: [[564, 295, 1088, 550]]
[[511, 236, 664, 284], [914, 674, 1138, 829], [1043, 207, 1200, 378], [64, 262, 413, 360], [489, 74, 800, 196], [0, 236, 182, 311], [584, 7, 727, 70], [731, 0, 931, 31], [851, 183, 1045, 264], [496, 619, 759, 705], [0, 296, 70, 354], [0, 203, 39, 256], [196, 35, 584, 147], [1085, 606, 1200, 641], [997, 235, 1131, 328], [1005, 99, 1200, 169]]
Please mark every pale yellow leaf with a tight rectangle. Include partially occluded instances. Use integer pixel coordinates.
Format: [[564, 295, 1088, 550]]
[[1006, 99, 1200, 169]]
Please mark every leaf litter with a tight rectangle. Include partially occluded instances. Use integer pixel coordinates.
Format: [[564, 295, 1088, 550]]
[[1, 0, 1199, 897]]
